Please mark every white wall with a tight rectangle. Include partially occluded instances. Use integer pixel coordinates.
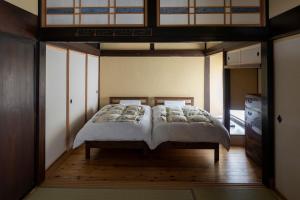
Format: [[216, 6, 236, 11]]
[[45, 45, 67, 169], [269, 0, 300, 18], [274, 34, 300, 200]]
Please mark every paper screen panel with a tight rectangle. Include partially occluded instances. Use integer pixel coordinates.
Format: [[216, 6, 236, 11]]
[[47, 15, 74, 25], [81, 14, 109, 24], [81, 0, 109, 7], [116, 0, 144, 7], [231, 0, 260, 7], [116, 14, 144, 24], [160, 0, 189, 7], [232, 13, 260, 25], [160, 15, 189, 25], [196, 0, 224, 7], [46, 0, 73, 7], [196, 14, 224, 25]]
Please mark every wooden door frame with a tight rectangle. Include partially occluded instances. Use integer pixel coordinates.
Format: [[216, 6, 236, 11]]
[[222, 41, 275, 187], [36, 41, 46, 185], [36, 1, 300, 188]]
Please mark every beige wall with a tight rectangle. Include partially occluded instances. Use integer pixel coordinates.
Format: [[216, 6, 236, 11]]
[[269, 0, 300, 18], [100, 57, 204, 108], [230, 68, 258, 110], [5, 0, 38, 15]]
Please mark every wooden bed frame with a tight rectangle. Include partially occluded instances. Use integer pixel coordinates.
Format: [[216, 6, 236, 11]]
[[85, 96, 219, 163]]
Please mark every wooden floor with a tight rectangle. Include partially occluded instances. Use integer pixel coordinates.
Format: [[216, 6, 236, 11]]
[[43, 146, 262, 188]]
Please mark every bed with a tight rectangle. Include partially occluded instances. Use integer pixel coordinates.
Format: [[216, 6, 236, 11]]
[[73, 97, 152, 159], [151, 97, 230, 163]]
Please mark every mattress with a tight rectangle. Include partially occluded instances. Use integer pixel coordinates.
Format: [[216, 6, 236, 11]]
[[151, 106, 231, 150], [73, 105, 152, 149]]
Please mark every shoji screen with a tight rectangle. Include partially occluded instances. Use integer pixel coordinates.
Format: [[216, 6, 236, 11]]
[[45, 45, 67, 169], [87, 55, 99, 120], [45, 0, 146, 26], [158, 0, 263, 26], [69, 50, 86, 144]]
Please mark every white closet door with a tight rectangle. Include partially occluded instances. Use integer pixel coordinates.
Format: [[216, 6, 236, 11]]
[[45, 45, 67, 169], [87, 55, 99, 120], [274, 34, 300, 200], [69, 50, 86, 142]]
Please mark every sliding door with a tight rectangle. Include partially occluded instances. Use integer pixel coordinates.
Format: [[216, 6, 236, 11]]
[[45, 45, 67, 169], [87, 55, 99, 120], [69, 50, 86, 145], [274, 34, 300, 200]]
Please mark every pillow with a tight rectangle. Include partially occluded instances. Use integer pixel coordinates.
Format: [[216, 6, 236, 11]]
[[119, 100, 142, 106], [164, 100, 186, 108]]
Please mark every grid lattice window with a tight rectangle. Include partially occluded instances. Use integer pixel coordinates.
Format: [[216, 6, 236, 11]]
[[158, 0, 264, 26], [44, 0, 147, 27]]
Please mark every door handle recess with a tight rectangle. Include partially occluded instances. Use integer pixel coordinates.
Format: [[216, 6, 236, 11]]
[[277, 115, 282, 123]]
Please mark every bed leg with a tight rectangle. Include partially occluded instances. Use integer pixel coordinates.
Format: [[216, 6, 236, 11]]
[[214, 145, 219, 163], [142, 148, 150, 157], [85, 143, 90, 160]]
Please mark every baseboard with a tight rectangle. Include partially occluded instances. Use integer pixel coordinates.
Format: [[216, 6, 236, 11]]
[[45, 150, 73, 176], [274, 188, 288, 200]]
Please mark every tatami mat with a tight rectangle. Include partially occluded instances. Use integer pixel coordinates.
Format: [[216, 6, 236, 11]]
[[192, 187, 281, 200], [25, 187, 280, 200]]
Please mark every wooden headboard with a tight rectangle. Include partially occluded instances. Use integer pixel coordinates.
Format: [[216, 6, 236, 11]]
[[109, 97, 149, 105], [154, 97, 194, 106]]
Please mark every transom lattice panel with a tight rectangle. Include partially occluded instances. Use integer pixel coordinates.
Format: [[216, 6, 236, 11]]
[[158, 0, 264, 26], [44, 0, 147, 27]]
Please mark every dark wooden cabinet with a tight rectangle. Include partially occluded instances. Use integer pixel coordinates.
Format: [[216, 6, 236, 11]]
[[245, 95, 262, 166], [0, 34, 36, 200]]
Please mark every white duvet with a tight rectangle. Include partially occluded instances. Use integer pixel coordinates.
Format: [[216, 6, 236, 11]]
[[73, 105, 152, 149], [151, 106, 231, 150], [73, 105, 230, 150]]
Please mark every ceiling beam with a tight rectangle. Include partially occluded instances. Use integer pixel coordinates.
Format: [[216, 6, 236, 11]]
[[40, 27, 267, 42], [48, 42, 100, 56], [0, 1, 37, 40], [270, 6, 300, 40], [100, 49, 204, 57]]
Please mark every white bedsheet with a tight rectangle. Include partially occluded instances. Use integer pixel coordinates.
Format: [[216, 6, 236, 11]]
[[73, 105, 152, 149], [151, 106, 231, 150]]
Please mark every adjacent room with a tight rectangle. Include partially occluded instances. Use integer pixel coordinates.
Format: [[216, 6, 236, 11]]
[[42, 41, 263, 187]]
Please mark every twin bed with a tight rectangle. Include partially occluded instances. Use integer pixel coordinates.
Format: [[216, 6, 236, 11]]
[[73, 97, 230, 162]]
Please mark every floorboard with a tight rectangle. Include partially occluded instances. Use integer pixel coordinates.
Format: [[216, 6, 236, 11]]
[[42, 146, 262, 188]]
